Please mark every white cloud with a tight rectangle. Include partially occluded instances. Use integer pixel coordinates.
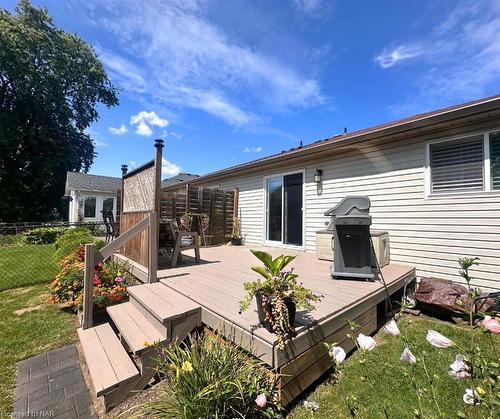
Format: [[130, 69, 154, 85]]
[[374, 44, 424, 69], [293, 0, 326, 17], [108, 124, 128, 135], [243, 146, 262, 152], [130, 111, 169, 137], [94, 140, 109, 147], [161, 157, 181, 176], [78, 0, 325, 127], [376, 1, 500, 111], [169, 131, 182, 139]]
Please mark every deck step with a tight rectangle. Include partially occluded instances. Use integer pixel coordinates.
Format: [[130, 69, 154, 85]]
[[128, 282, 201, 327], [107, 302, 168, 354], [78, 324, 140, 397]]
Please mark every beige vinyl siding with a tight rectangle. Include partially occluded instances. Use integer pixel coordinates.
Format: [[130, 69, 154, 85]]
[[210, 132, 500, 291]]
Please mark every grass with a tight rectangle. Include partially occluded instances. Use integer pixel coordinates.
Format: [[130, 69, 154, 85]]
[[0, 243, 58, 291], [0, 284, 77, 414], [289, 316, 499, 418]]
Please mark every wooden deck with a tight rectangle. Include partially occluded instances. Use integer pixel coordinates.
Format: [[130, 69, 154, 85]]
[[154, 245, 415, 366]]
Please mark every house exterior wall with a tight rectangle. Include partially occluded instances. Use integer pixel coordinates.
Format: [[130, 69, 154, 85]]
[[68, 190, 117, 223], [206, 123, 500, 291]]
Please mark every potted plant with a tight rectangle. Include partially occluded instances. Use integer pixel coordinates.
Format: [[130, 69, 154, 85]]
[[231, 216, 242, 245], [239, 250, 320, 348]]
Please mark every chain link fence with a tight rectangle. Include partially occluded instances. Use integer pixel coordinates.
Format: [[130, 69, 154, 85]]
[[0, 222, 106, 292]]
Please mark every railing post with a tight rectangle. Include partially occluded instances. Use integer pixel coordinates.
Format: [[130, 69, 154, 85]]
[[82, 243, 95, 330], [148, 212, 158, 283]]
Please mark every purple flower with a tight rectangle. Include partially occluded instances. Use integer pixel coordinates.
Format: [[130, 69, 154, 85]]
[[115, 276, 124, 283]]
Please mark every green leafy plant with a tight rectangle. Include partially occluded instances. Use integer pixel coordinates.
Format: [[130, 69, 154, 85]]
[[240, 250, 320, 348], [53, 227, 95, 261], [144, 331, 280, 418], [23, 227, 67, 244]]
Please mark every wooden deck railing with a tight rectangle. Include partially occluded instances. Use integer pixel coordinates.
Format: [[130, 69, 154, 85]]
[[81, 212, 158, 330]]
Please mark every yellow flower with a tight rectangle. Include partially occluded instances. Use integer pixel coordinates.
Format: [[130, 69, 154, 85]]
[[143, 341, 152, 347], [181, 361, 193, 373]]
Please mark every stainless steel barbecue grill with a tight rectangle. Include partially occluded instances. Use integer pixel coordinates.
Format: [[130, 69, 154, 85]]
[[324, 196, 375, 280]]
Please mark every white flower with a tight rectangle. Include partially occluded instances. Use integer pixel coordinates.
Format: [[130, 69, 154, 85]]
[[303, 400, 320, 411], [400, 347, 416, 364], [383, 319, 400, 336], [356, 333, 377, 351], [426, 330, 454, 348], [328, 346, 346, 365], [448, 354, 470, 380], [463, 388, 478, 405]]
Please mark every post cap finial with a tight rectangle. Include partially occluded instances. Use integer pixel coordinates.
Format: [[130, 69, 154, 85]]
[[154, 139, 164, 148], [121, 164, 128, 175]]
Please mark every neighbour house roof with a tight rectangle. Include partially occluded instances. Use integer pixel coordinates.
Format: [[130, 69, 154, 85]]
[[161, 173, 199, 189], [186, 94, 500, 186], [65, 172, 121, 195]]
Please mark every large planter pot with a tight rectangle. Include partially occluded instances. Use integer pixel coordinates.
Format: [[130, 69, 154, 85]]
[[255, 292, 296, 333], [231, 237, 242, 246]]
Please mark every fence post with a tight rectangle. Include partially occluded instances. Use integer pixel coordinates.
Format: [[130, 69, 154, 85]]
[[82, 243, 95, 330], [148, 212, 158, 283]]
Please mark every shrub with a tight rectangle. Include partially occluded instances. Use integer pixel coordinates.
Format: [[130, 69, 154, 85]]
[[54, 227, 95, 261], [49, 245, 133, 310], [145, 331, 279, 418], [23, 227, 67, 244]]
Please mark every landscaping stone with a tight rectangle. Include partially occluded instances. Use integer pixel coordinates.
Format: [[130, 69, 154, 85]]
[[13, 345, 96, 418]]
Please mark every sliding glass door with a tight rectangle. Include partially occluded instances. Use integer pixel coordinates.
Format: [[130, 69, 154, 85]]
[[266, 172, 303, 246]]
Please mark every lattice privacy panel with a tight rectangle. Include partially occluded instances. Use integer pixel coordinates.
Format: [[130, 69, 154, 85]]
[[122, 165, 155, 212]]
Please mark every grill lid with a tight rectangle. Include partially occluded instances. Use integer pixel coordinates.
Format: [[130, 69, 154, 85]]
[[324, 196, 371, 228]]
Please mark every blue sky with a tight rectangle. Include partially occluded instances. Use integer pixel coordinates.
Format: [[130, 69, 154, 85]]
[[6, 0, 500, 178]]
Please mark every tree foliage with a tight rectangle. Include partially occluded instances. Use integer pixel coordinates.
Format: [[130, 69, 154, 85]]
[[0, 0, 118, 221]]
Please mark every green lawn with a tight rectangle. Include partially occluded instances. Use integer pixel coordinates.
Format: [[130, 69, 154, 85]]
[[0, 243, 58, 291], [0, 284, 77, 414], [289, 316, 499, 418]]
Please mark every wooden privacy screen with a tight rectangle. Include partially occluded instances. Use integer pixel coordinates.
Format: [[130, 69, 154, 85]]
[[120, 211, 150, 266], [122, 161, 155, 212], [160, 185, 235, 244]]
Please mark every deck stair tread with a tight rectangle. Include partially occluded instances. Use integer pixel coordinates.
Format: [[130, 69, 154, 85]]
[[77, 323, 139, 396], [107, 302, 168, 354], [128, 282, 200, 325]]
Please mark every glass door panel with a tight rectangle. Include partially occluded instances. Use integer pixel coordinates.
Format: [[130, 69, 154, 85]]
[[284, 173, 303, 246], [267, 177, 283, 241]]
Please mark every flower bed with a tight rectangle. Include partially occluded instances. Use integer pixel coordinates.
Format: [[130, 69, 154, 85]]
[[49, 245, 133, 310]]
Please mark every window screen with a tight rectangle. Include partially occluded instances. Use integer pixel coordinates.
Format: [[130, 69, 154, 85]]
[[430, 135, 484, 194], [490, 131, 500, 190]]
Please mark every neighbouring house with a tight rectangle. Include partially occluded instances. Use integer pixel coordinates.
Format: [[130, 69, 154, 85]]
[[161, 172, 199, 189], [65, 172, 121, 223], [186, 94, 500, 291]]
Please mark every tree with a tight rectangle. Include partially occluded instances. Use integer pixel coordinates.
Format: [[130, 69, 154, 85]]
[[0, 0, 118, 222]]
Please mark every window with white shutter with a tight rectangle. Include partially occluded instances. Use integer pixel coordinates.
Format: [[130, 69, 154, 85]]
[[430, 135, 484, 194], [490, 131, 500, 190]]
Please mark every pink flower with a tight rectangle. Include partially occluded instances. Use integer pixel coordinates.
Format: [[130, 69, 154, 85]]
[[329, 346, 346, 365], [356, 334, 377, 351], [115, 276, 124, 283], [400, 347, 416, 364], [481, 316, 500, 334], [448, 355, 470, 380], [93, 276, 101, 286], [426, 330, 454, 348], [255, 394, 267, 408], [383, 319, 400, 337]]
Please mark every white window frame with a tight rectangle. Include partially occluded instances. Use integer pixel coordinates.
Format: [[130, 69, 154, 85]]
[[262, 169, 306, 250], [424, 128, 500, 198], [81, 194, 117, 221]]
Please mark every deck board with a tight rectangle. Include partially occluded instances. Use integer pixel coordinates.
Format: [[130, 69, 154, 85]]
[[155, 245, 415, 367]]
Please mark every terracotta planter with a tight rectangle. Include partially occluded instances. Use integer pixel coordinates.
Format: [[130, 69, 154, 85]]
[[255, 292, 296, 333]]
